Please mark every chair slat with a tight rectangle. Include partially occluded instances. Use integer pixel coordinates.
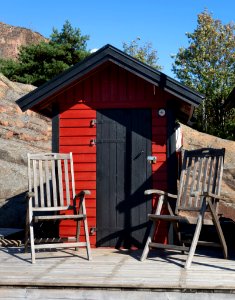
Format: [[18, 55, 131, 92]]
[[193, 157, 206, 209], [64, 159, 70, 206], [214, 155, 224, 214], [188, 156, 198, 207], [195, 157, 203, 193], [207, 156, 214, 194], [70, 152, 76, 199], [201, 156, 209, 193], [29, 153, 71, 160], [51, 160, 58, 207], [32, 159, 39, 207], [175, 151, 188, 214], [194, 157, 204, 209], [57, 159, 64, 207], [28, 154, 32, 192], [39, 160, 45, 207], [181, 156, 192, 208], [45, 160, 51, 207], [215, 155, 223, 195]]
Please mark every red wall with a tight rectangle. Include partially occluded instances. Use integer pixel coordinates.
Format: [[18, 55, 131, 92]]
[[58, 62, 169, 246], [59, 105, 97, 246]]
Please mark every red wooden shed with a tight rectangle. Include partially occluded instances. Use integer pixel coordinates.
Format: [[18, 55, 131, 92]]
[[17, 44, 204, 248]]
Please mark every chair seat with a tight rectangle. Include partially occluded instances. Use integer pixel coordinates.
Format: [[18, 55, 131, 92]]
[[34, 214, 86, 222], [34, 241, 87, 250]]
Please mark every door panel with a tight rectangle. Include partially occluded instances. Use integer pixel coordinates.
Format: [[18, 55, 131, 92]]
[[96, 109, 152, 248]]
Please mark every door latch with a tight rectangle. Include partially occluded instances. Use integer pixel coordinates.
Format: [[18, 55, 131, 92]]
[[90, 227, 97, 235], [90, 139, 96, 146]]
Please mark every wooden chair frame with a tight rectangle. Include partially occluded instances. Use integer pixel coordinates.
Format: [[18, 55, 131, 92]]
[[25, 152, 91, 263], [141, 148, 231, 269]]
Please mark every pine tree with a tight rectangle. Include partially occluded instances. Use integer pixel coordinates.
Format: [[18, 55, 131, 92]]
[[0, 21, 90, 86]]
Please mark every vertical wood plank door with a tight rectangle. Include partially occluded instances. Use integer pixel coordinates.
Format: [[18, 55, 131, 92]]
[[96, 109, 152, 248]]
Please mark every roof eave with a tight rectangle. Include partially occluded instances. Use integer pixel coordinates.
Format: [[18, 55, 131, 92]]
[[16, 44, 204, 113]]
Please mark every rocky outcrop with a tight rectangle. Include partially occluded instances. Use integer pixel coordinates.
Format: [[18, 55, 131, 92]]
[[0, 74, 51, 227], [0, 22, 47, 60]]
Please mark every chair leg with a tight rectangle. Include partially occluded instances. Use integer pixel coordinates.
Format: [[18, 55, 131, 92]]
[[184, 217, 202, 269], [75, 220, 81, 251], [140, 236, 152, 261], [28, 213, 36, 264], [83, 217, 92, 260], [24, 211, 29, 253], [208, 200, 228, 259], [76, 193, 91, 259], [184, 199, 206, 269], [141, 195, 164, 261]]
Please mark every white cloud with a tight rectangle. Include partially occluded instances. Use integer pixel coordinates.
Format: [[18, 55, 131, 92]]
[[90, 48, 98, 53]]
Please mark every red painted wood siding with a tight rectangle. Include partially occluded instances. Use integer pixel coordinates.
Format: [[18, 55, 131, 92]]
[[58, 62, 169, 246], [59, 104, 97, 246], [152, 111, 168, 243]]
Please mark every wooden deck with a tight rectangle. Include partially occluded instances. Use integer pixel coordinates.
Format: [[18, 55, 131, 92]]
[[0, 247, 235, 297]]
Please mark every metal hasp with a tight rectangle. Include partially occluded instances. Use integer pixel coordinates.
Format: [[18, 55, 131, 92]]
[[147, 156, 157, 164], [90, 119, 96, 127]]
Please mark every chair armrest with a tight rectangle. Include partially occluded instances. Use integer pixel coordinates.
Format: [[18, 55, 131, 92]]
[[75, 190, 91, 198], [73, 190, 91, 214], [144, 189, 177, 199], [201, 191, 235, 202]]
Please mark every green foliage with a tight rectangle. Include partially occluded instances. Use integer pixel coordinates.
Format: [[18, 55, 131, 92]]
[[223, 108, 235, 140], [0, 20, 90, 86], [123, 37, 162, 70], [0, 58, 20, 79], [50, 20, 89, 64], [172, 10, 235, 140]]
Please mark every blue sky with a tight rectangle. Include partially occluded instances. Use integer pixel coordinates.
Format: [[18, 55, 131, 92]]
[[1, 0, 234, 77]]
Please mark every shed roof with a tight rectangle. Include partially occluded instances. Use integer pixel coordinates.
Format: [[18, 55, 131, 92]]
[[16, 44, 204, 116]]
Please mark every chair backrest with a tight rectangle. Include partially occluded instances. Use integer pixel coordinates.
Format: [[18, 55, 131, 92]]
[[27, 152, 76, 211], [175, 148, 225, 215]]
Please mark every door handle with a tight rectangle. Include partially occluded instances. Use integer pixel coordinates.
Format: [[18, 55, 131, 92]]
[[147, 156, 157, 164]]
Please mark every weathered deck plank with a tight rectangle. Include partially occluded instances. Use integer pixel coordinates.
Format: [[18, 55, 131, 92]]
[[0, 247, 235, 292], [1, 287, 235, 300]]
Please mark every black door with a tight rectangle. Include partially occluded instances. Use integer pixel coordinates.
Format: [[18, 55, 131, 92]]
[[96, 109, 152, 248]]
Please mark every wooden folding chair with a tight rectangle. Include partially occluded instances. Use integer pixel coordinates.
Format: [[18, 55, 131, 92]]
[[141, 148, 229, 269], [25, 152, 91, 263]]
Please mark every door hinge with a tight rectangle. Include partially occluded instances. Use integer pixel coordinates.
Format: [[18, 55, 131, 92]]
[[90, 119, 97, 127], [90, 227, 97, 235], [90, 139, 96, 146]]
